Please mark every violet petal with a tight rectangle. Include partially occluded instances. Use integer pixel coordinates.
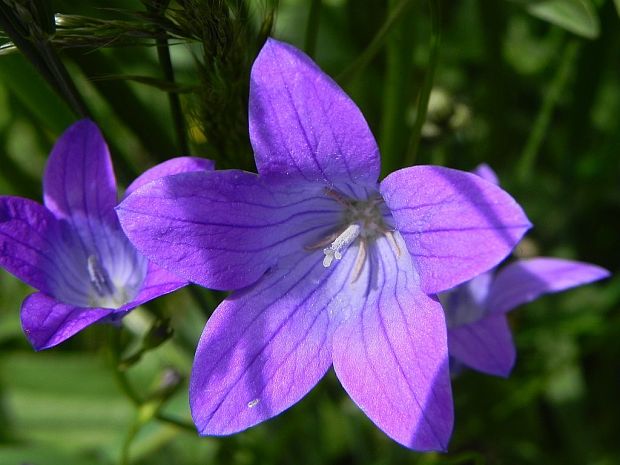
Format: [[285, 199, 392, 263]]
[[43, 120, 118, 227], [124, 261, 188, 309], [124, 157, 215, 198], [381, 165, 531, 294], [21, 292, 114, 350], [472, 163, 499, 185], [332, 235, 453, 451], [249, 38, 380, 185], [486, 257, 610, 314], [0, 196, 60, 294], [190, 248, 356, 435], [448, 313, 515, 377], [117, 170, 339, 290]]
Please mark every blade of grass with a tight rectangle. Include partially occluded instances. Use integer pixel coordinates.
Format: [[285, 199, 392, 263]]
[[66, 49, 177, 164], [0, 6, 89, 117], [0, 53, 75, 133], [146, 0, 189, 155], [517, 39, 580, 181], [304, 0, 322, 59], [336, 0, 414, 84]]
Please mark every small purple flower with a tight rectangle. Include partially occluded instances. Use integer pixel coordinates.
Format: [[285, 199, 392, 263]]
[[441, 164, 610, 377], [0, 120, 212, 350], [117, 39, 531, 450]]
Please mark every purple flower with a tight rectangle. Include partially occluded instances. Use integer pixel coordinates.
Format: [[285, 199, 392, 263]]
[[441, 164, 610, 377], [117, 39, 531, 450], [0, 120, 212, 350]]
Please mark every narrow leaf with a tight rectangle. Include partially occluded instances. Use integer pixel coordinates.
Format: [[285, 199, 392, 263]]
[[526, 0, 600, 39]]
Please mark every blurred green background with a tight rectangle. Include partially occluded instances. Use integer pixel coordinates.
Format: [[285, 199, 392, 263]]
[[0, 0, 619, 464]]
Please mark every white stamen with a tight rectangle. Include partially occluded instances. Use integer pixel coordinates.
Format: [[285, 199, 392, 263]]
[[87, 255, 114, 297], [322, 224, 361, 268]]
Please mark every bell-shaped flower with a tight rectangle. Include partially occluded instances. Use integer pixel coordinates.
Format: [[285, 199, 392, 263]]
[[117, 39, 532, 450], [0, 120, 212, 350], [441, 164, 610, 377]]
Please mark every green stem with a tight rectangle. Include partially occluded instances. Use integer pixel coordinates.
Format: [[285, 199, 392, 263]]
[[37, 40, 90, 117], [147, 1, 189, 155], [0, 10, 89, 117], [404, 0, 441, 168], [120, 416, 142, 465], [110, 328, 142, 406], [155, 413, 196, 432], [157, 40, 189, 155], [304, 0, 322, 58], [517, 39, 579, 181], [336, 0, 414, 84]]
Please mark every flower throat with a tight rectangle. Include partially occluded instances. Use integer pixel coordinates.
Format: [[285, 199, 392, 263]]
[[307, 188, 401, 282]]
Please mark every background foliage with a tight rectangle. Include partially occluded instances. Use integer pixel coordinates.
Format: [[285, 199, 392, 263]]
[[0, 0, 619, 464]]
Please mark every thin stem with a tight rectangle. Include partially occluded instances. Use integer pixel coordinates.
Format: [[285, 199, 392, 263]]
[[155, 412, 196, 433], [37, 41, 90, 117], [517, 39, 579, 181], [404, 0, 441, 167], [0, 10, 89, 117], [157, 40, 189, 155], [120, 416, 142, 465], [110, 328, 142, 406], [147, 1, 189, 155], [336, 0, 414, 84], [304, 0, 322, 58]]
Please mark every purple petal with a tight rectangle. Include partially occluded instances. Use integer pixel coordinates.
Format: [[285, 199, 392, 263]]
[[441, 272, 493, 329], [249, 38, 380, 185], [124, 157, 215, 198], [486, 258, 610, 314], [472, 163, 499, 185], [124, 261, 187, 309], [43, 120, 118, 227], [448, 314, 515, 377], [21, 292, 114, 350], [332, 235, 453, 451], [117, 170, 339, 290], [189, 247, 356, 435], [381, 166, 531, 294], [0, 196, 60, 294]]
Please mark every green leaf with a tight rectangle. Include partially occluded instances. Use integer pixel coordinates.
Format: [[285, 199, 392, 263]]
[[89, 74, 197, 94], [526, 0, 600, 39], [0, 352, 132, 454], [0, 54, 75, 133], [614, 0, 620, 17], [0, 445, 88, 465]]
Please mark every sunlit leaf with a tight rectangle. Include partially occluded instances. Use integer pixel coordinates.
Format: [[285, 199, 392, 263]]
[[1, 352, 132, 454], [0, 445, 88, 465], [526, 0, 600, 39]]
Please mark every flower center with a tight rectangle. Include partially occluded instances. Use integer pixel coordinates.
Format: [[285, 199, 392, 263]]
[[87, 254, 131, 308], [307, 188, 400, 282]]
